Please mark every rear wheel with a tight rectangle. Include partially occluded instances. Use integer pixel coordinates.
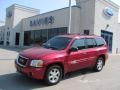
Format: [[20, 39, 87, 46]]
[[44, 65, 62, 85], [94, 57, 104, 72]]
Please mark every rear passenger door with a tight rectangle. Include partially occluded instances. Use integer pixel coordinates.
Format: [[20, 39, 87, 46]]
[[85, 38, 97, 67]]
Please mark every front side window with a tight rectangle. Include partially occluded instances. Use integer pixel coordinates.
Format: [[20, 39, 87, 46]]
[[71, 39, 86, 50], [86, 38, 96, 48], [42, 36, 71, 50]]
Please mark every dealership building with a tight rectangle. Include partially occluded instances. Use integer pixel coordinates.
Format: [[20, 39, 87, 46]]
[[0, 0, 120, 53]]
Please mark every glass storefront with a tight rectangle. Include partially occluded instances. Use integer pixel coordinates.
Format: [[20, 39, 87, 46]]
[[101, 30, 113, 53], [24, 27, 67, 46]]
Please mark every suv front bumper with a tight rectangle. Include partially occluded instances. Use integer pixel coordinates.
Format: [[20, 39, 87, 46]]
[[15, 61, 46, 80]]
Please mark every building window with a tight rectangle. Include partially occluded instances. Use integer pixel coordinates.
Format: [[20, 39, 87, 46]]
[[24, 31, 31, 46], [34, 30, 41, 43], [31, 31, 35, 44], [48, 28, 57, 39], [15, 33, 20, 45], [24, 27, 67, 46], [41, 29, 48, 43], [84, 30, 90, 35], [7, 31, 10, 36]]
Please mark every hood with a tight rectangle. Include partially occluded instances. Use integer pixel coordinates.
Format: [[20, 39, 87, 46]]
[[20, 47, 60, 59]]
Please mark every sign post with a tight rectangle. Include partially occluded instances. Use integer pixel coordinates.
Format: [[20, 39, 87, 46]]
[[68, 0, 72, 34]]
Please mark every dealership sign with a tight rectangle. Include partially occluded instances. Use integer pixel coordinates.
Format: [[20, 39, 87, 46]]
[[30, 16, 54, 26], [103, 7, 114, 17]]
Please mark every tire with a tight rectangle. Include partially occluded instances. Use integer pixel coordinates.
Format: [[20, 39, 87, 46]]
[[94, 57, 104, 72], [44, 65, 62, 85]]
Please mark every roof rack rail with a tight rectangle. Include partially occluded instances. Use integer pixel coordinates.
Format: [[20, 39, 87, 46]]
[[66, 33, 97, 36], [80, 34, 97, 36]]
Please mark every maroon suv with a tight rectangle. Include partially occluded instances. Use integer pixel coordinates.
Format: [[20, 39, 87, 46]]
[[15, 34, 108, 85]]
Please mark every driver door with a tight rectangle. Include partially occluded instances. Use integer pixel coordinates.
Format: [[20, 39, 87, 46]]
[[67, 38, 89, 72]]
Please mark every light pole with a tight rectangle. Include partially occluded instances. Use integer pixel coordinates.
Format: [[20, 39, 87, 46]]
[[68, 0, 72, 34]]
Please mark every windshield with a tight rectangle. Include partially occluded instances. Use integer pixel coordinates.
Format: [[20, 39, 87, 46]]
[[42, 36, 71, 50]]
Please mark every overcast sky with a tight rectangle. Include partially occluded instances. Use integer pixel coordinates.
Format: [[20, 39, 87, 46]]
[[0, 0, 120, 22]]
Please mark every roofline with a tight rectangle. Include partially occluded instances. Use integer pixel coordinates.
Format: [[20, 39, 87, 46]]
[[0, 25, 5, 28], [0, 21, 5, 23], [7, 4, 40, 13], [104, 0, 120, 9], [23, 5, 80, 20]]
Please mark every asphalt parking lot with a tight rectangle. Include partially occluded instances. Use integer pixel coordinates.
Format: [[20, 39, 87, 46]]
[[0, 46, 120, 90]]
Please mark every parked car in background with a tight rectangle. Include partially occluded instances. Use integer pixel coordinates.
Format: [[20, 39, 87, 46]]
[[15, 34, 108, 85]]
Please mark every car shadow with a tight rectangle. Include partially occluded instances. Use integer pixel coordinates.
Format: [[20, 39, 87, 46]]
[[0, 73, 47, 90], [0, 68, 96, 90], [64, 68, 95, 80]]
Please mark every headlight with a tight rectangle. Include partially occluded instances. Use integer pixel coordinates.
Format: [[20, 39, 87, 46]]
[[15, 54, 19, 62], [30, 60, 44, 67]]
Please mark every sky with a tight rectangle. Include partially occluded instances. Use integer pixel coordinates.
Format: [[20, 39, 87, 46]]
[[0, 0, 120, 22]]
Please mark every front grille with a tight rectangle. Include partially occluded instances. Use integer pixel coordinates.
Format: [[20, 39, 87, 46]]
[[17, 56, 28, 66]]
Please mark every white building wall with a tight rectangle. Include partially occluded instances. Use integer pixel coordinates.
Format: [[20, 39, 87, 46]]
[[71, 7, 81, 33], [5, 4, 40, 46], [21, 7, 81, 46], [13, 4, 40, 28], [1, 1, 120, 54], [0, 26, 5, 44], [23, 8, 69, 31], [0, 21, 5, 26], [94, 0, 120, 53], [22, 7, 80, 32], [76, 0, 95, 34]]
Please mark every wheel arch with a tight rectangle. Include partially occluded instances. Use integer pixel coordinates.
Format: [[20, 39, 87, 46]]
[[45, 62, 65, 78]]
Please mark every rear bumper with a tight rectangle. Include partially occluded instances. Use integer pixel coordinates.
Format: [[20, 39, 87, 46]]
[[15, 62, 46, 80]]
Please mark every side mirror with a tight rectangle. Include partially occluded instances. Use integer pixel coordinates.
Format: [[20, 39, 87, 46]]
[[68, 47, 78, 53]]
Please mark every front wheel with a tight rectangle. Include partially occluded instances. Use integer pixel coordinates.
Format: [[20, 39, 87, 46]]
[[44, 65, 62, 85], [94, 57, 104, 72]]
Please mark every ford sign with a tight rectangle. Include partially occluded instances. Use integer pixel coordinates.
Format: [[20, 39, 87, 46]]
[[103, 7, 114, 17]]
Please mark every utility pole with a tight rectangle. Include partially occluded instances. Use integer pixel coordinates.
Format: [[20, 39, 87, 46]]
[[68, 0, 72, 34]]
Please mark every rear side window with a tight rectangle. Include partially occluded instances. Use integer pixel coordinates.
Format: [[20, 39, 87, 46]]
[[86, 38, 96, 48], [71, 39, 86, 50], [95, 38, 105, 47]]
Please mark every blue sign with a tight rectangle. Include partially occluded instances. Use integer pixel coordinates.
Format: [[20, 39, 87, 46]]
[[103, 7, 114, 17], [30, 16, 54, 26]]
